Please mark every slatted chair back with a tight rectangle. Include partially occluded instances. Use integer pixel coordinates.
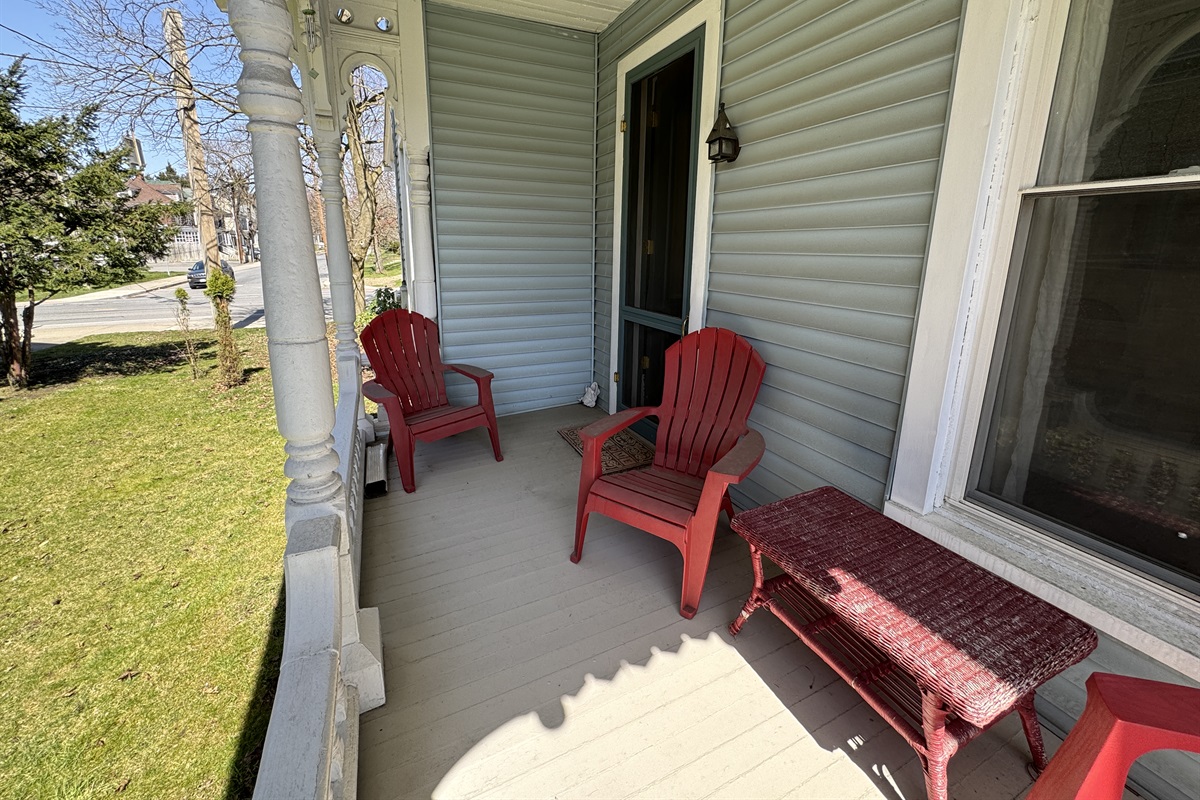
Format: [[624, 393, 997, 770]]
[[360, 309, 450, 416], [653, 327, 766, 478]]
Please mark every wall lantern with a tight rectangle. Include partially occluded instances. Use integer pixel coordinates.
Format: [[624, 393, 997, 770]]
[[706, 102, 740, 163]]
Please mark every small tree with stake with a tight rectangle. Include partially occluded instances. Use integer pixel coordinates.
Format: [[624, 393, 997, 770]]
[[0, 60, 182, 388], [203, 269, 240, 388]]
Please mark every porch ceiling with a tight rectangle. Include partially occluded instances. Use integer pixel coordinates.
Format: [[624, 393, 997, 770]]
[[431, 0, 638, 32]]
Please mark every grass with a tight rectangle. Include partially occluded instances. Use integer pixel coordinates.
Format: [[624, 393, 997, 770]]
[[364, 252, 403, 287], [33, 269, 184, 302], [0, 330, 287, 799]]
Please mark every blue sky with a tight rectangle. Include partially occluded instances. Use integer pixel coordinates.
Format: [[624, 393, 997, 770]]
[[0, 0, 185, 174]]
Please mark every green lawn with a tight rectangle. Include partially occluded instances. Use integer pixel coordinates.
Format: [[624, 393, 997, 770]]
[[364, 253, 403, 287], [0, 330, 286, 799]]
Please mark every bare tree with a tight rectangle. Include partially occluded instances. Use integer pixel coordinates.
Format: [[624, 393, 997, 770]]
[[298, 125, 326, 249], [206, 135, 257, 262], [342, 65, 389, 313], [33, 0, 241, 143], [20, 0, 395, 316]]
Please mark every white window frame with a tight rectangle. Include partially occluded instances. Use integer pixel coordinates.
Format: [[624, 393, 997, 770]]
[[885, 0, 1200, 679]]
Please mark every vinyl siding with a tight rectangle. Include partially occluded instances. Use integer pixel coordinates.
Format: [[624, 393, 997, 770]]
[[427, 4, 598, 415], [709, 0, 963, 508]]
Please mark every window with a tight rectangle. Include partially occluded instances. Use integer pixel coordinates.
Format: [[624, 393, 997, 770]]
[[969, 0, 1200, 593]]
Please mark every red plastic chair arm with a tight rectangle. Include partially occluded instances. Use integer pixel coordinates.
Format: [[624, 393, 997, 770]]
[[362, 379, 396, 404], [579, 407, 654, 447], [362, 379, 412, 437], [693, 429, 765, 525], [576, 407, 655, 488], [446, 363, 494, 383], [708, 429, 765, 484]]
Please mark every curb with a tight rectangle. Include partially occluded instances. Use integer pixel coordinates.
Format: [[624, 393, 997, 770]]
[[43, 261, 260, 305]]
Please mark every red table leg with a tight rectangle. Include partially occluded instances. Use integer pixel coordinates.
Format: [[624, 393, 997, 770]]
[[920, 689, 952, 800], [729, 543, 771, 636], [1015, 691, 1050, 771]]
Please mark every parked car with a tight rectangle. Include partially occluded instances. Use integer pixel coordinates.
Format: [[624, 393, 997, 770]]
[[188, 260, 235, 289]]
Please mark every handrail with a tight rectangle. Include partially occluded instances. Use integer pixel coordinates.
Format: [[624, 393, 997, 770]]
[[254, 386, 382, 800], [252, 515, 347, 800]]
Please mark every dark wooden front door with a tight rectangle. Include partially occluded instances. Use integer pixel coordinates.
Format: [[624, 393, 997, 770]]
[[619, 45, 699, 420]]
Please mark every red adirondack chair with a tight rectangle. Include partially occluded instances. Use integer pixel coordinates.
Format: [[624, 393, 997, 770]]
[[360, 309, 502, 493], [1029, 672, 1200, 800], [571, 327, 767, 618]]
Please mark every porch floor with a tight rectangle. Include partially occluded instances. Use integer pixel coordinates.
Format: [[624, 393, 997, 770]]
[[358, 405, 1066, 799]]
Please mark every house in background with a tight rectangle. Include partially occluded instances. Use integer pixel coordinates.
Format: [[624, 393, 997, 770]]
[[125, 174, 189, 223], [216, 0, 1200, 797], [129, 171, 255, 261]]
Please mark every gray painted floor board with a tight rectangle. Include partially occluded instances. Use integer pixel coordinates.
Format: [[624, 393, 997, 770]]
[[356, 405, 1057, 799]]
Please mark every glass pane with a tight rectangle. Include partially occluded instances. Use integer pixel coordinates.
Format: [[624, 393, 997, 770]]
[[621, 321, 680, 409], [975, 190, 1200, 585], [1039, 1, 1200, 185], [623, 50, 694, 317]]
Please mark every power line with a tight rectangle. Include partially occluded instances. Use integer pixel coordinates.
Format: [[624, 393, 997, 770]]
[[0, 22, 97, 71], [0, 51, 81, 68]]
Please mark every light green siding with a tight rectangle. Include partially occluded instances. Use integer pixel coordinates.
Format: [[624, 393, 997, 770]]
[[709, 0, 963, 508], [592, 0, 960, 509], [426, 4, 598, 415]]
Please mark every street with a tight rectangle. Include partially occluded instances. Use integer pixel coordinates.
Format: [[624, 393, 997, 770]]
[[31, 256, 333, 349]]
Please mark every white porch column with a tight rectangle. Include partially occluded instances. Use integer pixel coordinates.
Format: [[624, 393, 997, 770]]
[[408, 148, 438, 319], [228, 0, 341, 523], [315, 135, 362, 388]]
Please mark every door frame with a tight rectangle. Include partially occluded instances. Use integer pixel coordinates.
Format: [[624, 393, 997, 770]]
[[608, 0, 724, 413]]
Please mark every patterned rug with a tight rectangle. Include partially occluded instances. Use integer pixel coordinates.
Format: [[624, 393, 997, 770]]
[[557, 424, 655, 475]]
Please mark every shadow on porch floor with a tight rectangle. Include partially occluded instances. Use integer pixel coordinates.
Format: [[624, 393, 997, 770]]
[[357, 404, 1069, 799]]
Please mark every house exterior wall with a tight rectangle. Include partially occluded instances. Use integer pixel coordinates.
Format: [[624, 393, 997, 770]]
[[425, 4, 598, 415], [594, 0, 961, 509], [709, 0, 962, 510]]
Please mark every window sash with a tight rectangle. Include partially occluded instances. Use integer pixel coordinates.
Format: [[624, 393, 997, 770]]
[[1021, 173, 1200, 198]]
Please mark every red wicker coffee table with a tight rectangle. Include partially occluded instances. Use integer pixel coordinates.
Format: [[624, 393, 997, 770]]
[[728, 486, 1098, 800]]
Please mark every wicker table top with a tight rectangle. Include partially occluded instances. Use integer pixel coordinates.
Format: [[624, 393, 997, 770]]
[[732, 486, 1098, 728]]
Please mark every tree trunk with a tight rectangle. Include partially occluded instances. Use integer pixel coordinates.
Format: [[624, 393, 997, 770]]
[[20, 290, 35, 385], [372, 228, 383, 273], [231, 187, 245, 263], [343, 82, 383, 316], [164, 10, 240, 387], [348, 241, 367, 315], [1, 283, 22, 388]]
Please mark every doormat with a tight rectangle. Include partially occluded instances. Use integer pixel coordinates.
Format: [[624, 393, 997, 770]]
[[557, 424, 655, 475]]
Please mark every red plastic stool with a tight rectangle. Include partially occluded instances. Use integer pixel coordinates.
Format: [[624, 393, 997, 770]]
[[1028, 672, 1200, 800]]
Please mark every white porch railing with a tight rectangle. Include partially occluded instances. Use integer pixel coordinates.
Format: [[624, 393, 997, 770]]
[[252, 388, 381, 800]]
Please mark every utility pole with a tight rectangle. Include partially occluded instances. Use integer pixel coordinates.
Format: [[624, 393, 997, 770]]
[[163, 8, 220, 279], [164, 7, 241, 387], [229, 171, 246, 263]]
